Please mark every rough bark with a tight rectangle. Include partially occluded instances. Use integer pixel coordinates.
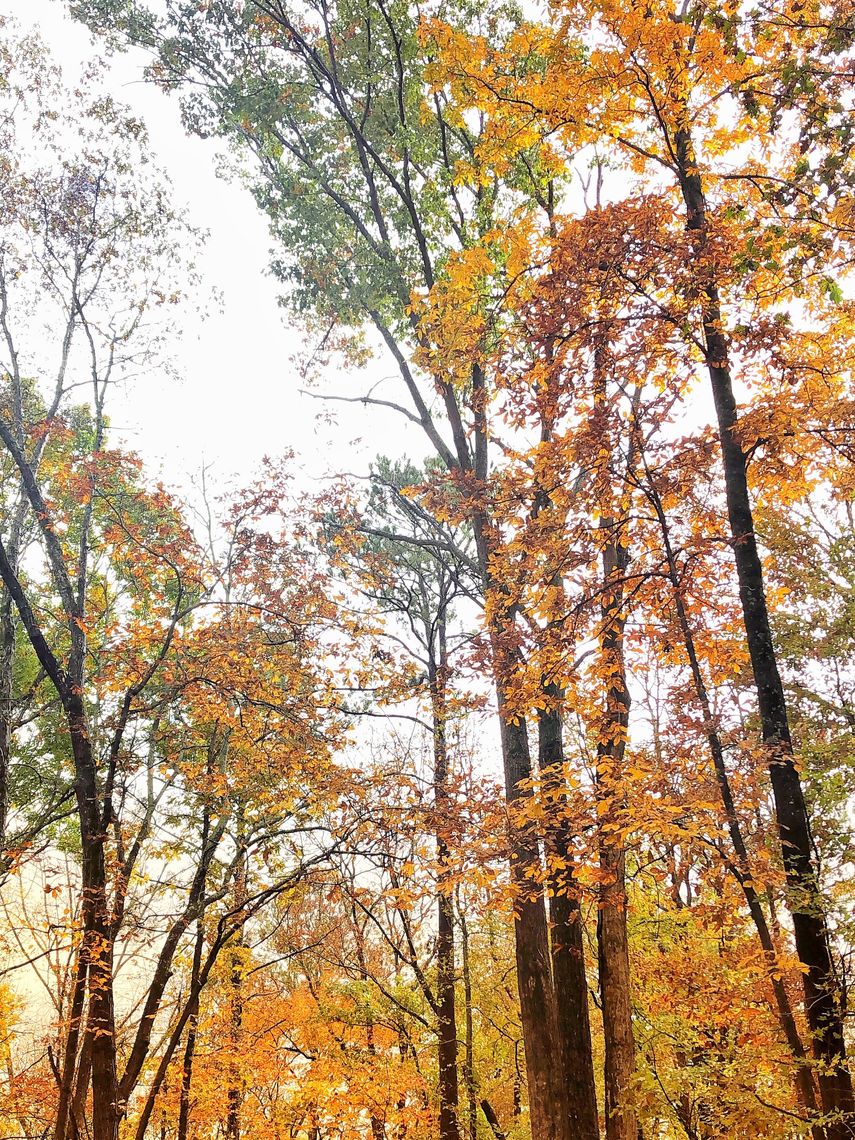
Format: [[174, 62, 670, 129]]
[[529, 274, 598, 1136], [595, 644, 637, 1140], [473, 512, 573, 1140], [500, 708, 569, 1140], [596, 843, 635, 1140], [538, 700, 599, 1140], [70, 1037, 92, 1140], [68, 696, 119, 1140]]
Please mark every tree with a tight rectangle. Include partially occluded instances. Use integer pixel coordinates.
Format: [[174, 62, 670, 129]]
[[0, 29, 359, 1138], [50, 0, 855, 1136], [344, 459, 472, 1140], [68, 3, 603, 1133]]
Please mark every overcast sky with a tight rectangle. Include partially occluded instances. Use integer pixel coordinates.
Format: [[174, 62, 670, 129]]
[[7, 0, 416, 500]]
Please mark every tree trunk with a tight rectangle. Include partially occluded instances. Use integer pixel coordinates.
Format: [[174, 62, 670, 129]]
[[54, 945, 88, 1140], [176, 925, 203, 1140], [526, 289, 598, 1136], [500, 708, 571, 1140], [458, 899, 478, 1140], [178, 807, 210, 1140], [429, 630, 462, 1140], [0, 497, 27, 871], [436, 891, 460, 1140], [226, 848, 248, 1140], [538, 700, 599, 1139], [67, 696, 119, 1140], [133, 933, 229, 1140], [674, 122, 854, 1133], [597, 842, 635, 1140], [70, 1035, 92, 1140], [593, 357, 637, 1140], [481, 1099, 508, 1140], [474, 512, 573, 1140], [0, 589, 13, 859]]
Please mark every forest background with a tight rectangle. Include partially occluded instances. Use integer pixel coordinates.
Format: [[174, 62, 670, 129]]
[[1, 1, 854, 1140]]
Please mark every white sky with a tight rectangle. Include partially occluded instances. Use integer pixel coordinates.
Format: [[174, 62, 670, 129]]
[[6, 0, 417, 499]]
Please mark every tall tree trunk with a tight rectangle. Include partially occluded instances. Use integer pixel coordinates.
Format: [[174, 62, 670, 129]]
[[67, 695, 118, 1140], [674, 121, 854, 1133], [528, 240, 597, 1136], [0, 490, 28, 871], [0, 520, 119, 1140], [500, 707, 569, 1140], [538, 699, 599, 1139], [473, 512, 572, 1140], [481, 1099, 508, 1140], [226, 956, 244, 1139], [593, 360, 637, 1140], [0, 589, 14, 860], [176, 919, 204, 1140], [54, 947, 88, 1140], [436, 890, 459, 1140], [429, 625, 462, 1140], [596, 841, 635, 1140], [458, 898, 478, 1140], [595, 596, 637, 1140], [178, 806, 211, 1140], [226, 844, 248, 1140]]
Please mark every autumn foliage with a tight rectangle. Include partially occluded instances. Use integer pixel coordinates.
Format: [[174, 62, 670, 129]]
[[2, 2, 855, 1139]]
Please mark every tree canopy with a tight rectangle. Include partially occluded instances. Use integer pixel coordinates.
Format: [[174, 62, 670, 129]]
[[2, 2, 855, 1139]]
